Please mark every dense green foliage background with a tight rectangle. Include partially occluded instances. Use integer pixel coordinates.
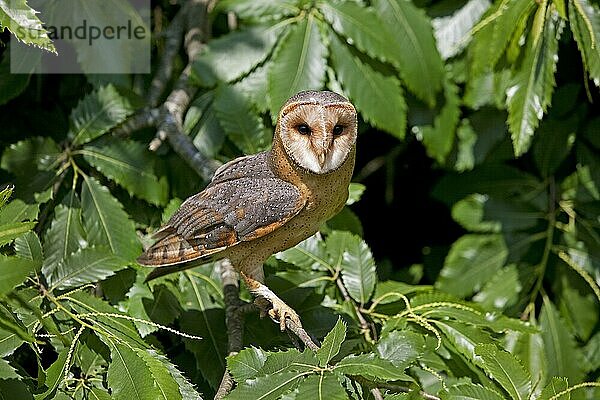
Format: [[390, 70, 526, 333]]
[[0, 0, 599, 399]]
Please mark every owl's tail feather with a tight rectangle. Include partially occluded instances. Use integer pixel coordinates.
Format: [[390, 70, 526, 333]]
[[137, 227, 223, 282]]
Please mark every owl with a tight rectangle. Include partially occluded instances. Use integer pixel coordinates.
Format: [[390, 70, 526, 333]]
[[137, 90, 358, 330]]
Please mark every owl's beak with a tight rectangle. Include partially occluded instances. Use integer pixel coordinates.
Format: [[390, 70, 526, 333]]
[[317, 152, 327, 167]]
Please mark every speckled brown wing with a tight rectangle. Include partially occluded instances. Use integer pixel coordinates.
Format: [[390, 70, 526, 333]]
[[137, 154, 305, 273]]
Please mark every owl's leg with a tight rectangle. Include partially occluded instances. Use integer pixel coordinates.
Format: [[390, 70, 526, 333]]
[[240, 271, 302, 331]]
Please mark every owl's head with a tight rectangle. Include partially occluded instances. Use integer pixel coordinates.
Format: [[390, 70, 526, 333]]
[[276, 90, 357, 174]]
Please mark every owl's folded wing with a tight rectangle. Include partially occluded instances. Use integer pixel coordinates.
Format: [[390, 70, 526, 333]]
[[136, 177, 304, 268]]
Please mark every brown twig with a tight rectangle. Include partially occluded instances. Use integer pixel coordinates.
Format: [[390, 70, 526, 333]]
[[335, 276, 377, 342], [147, 7, 186, 107]]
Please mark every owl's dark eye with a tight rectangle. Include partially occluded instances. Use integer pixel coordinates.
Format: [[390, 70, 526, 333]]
[[297, 124, 311, 135], [333, 124, 344, 136]]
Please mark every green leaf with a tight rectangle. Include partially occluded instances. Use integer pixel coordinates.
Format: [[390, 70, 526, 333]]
[[294, 373, 347, 400], [0, 221, 36, 246], [14, 231, 43, 270], [371, 0, 444, 105], [472, 264, 521, 310], [0, 185, 13, 209], [268, 14, 327, 120], [42, 190, 87, 284], [569, 0, 600, 87], [233, 63, 270, 114], [504, 330, 546, 391], [227, 346, 268, 381], [34, 349, 69, 399], [122, 273, 157, 337], [0, 358, 19, 380], [346, 183, 365, 205], [0, 0, 55, 52], [506, 7, 563, 156], [441, 383, 504, 400], [81, 175, 141, 260], [82, 140, 169, 206], [135, 349, 183, 400], [377, 329, 425, 369], [436, 234, 508, 297], [107, 342, 161, 400], [436, 320, 496, 361], [474, 344, 532, 400], [276, 234, 329, 271], [0, 255, 33, 295], [540, 297, 584, 384], [432, 0, 491, 60], [180, 309, 227, 388], [259, 349, 318, 376], [0, 136, 61, 175], [193, 25, 281, 85], [327, 231, 376, 305], [227, 371, 306, 400], [538, 377, 569, 400], [328, 32, 406, 139], [317, 317, 346, 366], [320, 1, 397, 67], [70, 84, 133, 146], [213, 84, 270, 153], [47, 246, 128, 291], [219, 0, 301, 21], [419, 79, 460, 163], [334, 353, 411, 381], [0, 304, 37, 356], [152, 350, 203, 400], [469, 0, 536, 74], [451, 194, 501, 233]]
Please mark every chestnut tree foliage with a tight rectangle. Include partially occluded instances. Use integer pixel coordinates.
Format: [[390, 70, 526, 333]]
[[0, 0, 600, 399]]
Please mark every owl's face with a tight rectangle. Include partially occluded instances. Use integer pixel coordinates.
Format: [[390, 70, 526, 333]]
[[277, 93, 357, 174]]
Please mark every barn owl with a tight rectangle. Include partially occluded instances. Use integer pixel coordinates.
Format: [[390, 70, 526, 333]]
[[137, 90, 357, 331]]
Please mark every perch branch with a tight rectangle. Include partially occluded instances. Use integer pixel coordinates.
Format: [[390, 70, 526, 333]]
[[147, 7, 186, 107], [214, 259, 243, 400]]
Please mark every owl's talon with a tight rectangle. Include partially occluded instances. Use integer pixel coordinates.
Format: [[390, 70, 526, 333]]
[[266, 297, 302, 331]]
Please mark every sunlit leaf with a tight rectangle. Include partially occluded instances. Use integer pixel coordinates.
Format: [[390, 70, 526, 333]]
[[294, 373, 347, 400], [227, 346, 268, 381], [433, 0, 491, 60], [0, 0, 55, 52], [371, 0, 444, 105], [213, 84, 270, 153], [81, 175, 141, 260], [47, 246, 128, 291], [569, 0, 600, 87], [327, 231, 376, 305], [475, 344, 532, 400], [227, 371, 306, 400], [82, 140, 169, 206], [107, 342, 163, 400], [334, 353, 411, 381], [441, 383, 504, 400], [317, 317, 346, 366], [436, 234, 508, 297], [540, 297, 584, 384], [268, 15, 327, 120], [70, 84, 133, 146], [193, 25, 282, 85], [14, 231, 43, 270], [329, 32, 406, 139], [0, 255, 32, 295], [42, 190, 87, 282], [506, 7, 563, 156]]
